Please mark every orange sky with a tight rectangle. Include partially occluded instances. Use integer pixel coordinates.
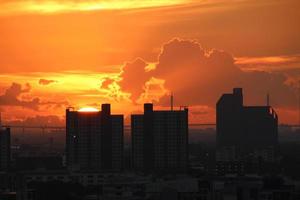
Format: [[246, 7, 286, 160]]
[[0, 0, 300, 125]]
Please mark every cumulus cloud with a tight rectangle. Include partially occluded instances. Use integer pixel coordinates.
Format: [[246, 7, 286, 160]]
[[136, 77, 167, 104], [119, 58, 153, 101], [119, 38, 298, 109], [0, 82, 68, 110], [39, 79, 57, 85], [101, 78, 115, 89], [0, 82, 40, 110]]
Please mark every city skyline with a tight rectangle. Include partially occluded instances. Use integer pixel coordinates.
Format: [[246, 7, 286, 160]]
[[0, 0, 300, 125], [2, 87, 300, 200], [1, 1, 300, 199]]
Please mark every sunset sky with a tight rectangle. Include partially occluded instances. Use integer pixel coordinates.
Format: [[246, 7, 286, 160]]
[[0, 0, 299, 125]]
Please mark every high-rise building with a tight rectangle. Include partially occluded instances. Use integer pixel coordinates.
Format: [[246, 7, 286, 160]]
[[216, 88, 278, 175], [0, 126, 10, 171], [132, 103, 188, 173], [66, 104, 123, 171]]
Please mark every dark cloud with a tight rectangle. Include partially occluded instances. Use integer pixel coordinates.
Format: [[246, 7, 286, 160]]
[[0, 82, 68, 110], [0, 82, 40, 110], [119, 58, 152, 101], [119, 38, 298, 109], [39, 79, 56, 85], [101, 78, 114, 89]]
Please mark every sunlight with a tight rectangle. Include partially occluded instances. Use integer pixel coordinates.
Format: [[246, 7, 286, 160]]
[[78, 107, 99, 112], [0, 0, 189, 15]]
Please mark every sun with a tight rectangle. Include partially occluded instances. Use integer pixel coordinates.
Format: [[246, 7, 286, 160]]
[[78, 107, 99, 112]]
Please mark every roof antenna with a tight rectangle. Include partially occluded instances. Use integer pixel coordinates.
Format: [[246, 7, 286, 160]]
[[267, 92, 270, 107], [170, 92, 174, 111], [298, 80, 300, 126]]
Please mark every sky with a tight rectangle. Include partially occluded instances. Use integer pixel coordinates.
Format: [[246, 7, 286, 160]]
[[0, 0, 300, 125]]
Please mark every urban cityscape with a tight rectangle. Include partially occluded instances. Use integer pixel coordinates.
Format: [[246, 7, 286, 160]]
[[0, 88, 300, 199], [1, 0, 300, 199]]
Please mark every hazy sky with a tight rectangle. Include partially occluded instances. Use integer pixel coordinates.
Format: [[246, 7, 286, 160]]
[[0, 0, 299, 124]]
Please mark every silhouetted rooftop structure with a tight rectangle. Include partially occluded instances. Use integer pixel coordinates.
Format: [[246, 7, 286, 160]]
[[132, 103, 188, 174], [66, 104, 123, 172], [216, 88, 278, 150], [216, 88, 279, 175]]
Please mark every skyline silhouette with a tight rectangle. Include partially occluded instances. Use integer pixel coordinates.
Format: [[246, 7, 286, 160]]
[[0, 87, 300, 199], [0, 1, 300, 199], [1, 1, 300, 125]]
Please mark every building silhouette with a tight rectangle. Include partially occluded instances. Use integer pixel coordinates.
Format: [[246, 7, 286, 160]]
[[66, 104, 123, 171], [0, 126, 10, 171], [131, 103, 188, 173], [216, 88, 278, 175]]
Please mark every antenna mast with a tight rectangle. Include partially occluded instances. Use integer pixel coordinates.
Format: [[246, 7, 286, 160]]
[[170, 92, 174, 111], [298, 80, 300, 126]]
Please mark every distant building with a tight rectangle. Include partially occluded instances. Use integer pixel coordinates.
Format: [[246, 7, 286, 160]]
[[15, 156, 63, 170], [4, 170, 297, 200], [66, 104, 123, 171], [132, 103, 188, 173], [0, 126, 10, 171], [216, 88, 278, 175]]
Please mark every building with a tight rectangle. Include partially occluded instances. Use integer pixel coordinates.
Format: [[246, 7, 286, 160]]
[[216, 88, 278, 175], [132, 103, 188, 173], [5, 170, 298, 200], [66, 104, 123, 171], [0, 125, 10, 171], [12, 170, 149, 200]]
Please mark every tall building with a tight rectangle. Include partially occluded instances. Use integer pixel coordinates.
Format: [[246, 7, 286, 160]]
[[66, 104, 123, 171], [132, 103, 188, 173], [0, 126, 10, 171], [216, 88, 278, 175]]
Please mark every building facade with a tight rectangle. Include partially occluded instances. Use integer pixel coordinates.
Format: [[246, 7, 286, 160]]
[[66, 104, 123, 171], [132, 103, 188, 173], [0, 126, 10, 171], [216, 88, 278, 175]]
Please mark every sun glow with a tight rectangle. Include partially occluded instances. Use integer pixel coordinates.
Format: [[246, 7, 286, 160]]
[[78, 107, 99, 112], [0, 0, 188, 15]]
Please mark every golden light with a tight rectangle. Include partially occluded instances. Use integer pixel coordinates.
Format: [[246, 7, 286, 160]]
[[78, 107, 99, 112], [0, 0, 189, 15]]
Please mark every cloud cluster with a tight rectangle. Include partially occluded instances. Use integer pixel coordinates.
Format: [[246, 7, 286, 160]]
[[101, 78, 115, 89], [119, 58, 154, 101], [119, 38, 298, 109], [0, 82, 68, 110], [39, 79, 57, 85], [0, 82, 40, 110]]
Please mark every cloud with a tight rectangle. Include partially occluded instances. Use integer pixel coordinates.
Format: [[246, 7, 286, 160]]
[[39, 79, 56, 85], [0, 82, 68, 110], [119, 38, 298, 109], [99, 77, 129, 102], [0, 82, 40, 110], [119, 58, 152, 101], [101, 78, 115, 89], [136, 77, 168, 104], [235, 54, 300, 72], [6, 115, 64, 127], [189, 105, 215, 123]]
